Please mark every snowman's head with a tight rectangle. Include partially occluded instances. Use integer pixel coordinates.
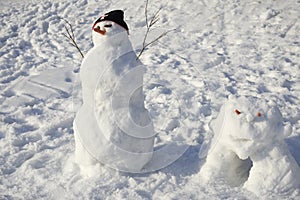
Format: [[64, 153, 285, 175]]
[[211, 95, 289, 160], [92, 10, 129, 46]]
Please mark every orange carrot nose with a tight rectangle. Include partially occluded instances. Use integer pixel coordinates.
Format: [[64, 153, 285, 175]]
[[93, 26, 106, 35], [235, 109, 241, 115], [257, 112, 262, 117]]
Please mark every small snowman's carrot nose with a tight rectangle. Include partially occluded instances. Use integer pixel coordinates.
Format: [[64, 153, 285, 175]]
[[257, 112, 262, 117], [235, 109, 241, 115]]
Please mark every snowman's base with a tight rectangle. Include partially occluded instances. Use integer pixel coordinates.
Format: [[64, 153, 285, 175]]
[[74, 123, 97, 167], [73, 105, 155, 173], [77, 161, 104, 178]]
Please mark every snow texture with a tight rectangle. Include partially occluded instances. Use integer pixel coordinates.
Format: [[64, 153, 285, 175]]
[[0, 0, 300, 199]]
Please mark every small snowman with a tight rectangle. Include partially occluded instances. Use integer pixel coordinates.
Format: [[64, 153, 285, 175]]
[[199, 95, 300, 196], [73, 10, 155, 174]]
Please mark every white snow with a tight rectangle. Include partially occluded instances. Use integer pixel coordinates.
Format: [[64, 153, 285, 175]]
[[1, 0, 300, 199]]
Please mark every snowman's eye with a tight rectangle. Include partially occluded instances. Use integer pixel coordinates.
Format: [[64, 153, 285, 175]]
[[95, 26, 100, 30], [235, 109, 242, 115], [104, 24, 112, 28], [257, 112, 262, 117]]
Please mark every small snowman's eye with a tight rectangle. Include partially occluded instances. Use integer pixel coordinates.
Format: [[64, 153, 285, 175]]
[[104, 24, 112, 28], [94, 26, 100, 30], [257, 112, 262, 117], [235, 109, 241, 115]]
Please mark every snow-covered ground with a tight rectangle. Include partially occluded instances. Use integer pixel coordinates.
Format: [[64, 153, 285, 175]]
[[0, 0, 300, 199]]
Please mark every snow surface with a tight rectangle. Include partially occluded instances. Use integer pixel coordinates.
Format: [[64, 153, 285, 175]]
[[0, 0, 300, 199]]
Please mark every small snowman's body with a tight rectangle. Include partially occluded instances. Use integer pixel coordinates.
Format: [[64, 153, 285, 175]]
[[244, 140, 300, 194], [73, 10, 154, 174], [200, 95, 300, 195]]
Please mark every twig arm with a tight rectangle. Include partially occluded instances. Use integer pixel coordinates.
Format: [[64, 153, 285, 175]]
[[137, 2, 171, 60], [62, 19, 84, 58]]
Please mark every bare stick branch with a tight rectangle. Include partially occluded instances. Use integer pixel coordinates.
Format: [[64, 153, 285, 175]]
[[63, 19, 75, 39], [137, 1, 170, 60], [149, 8, 161, 28], [137, 29, 174, 60], [145, 0, 149, 28], [143, 29, 174, 49], [62, 32, 69, 39], [62, 19, 84, 58]]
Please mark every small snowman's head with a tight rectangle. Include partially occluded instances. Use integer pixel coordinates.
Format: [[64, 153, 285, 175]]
[[211, 95, 287, 160], [92, 10, 129, 46]]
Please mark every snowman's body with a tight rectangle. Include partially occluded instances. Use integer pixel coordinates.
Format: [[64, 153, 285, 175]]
[[200, 96, 300, 195], [73, 11, 154, 173]]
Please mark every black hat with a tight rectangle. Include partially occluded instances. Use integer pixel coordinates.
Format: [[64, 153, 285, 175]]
[[94, 10, 129, 31]]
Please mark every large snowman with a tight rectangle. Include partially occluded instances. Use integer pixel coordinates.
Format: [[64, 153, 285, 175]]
[[199, 95, 300, 196], [73, 10, 155, 173]]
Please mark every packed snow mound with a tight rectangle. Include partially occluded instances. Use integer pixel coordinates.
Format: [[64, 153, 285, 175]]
[[73, 31, 155, 174], [200, 95, 300, 195]]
